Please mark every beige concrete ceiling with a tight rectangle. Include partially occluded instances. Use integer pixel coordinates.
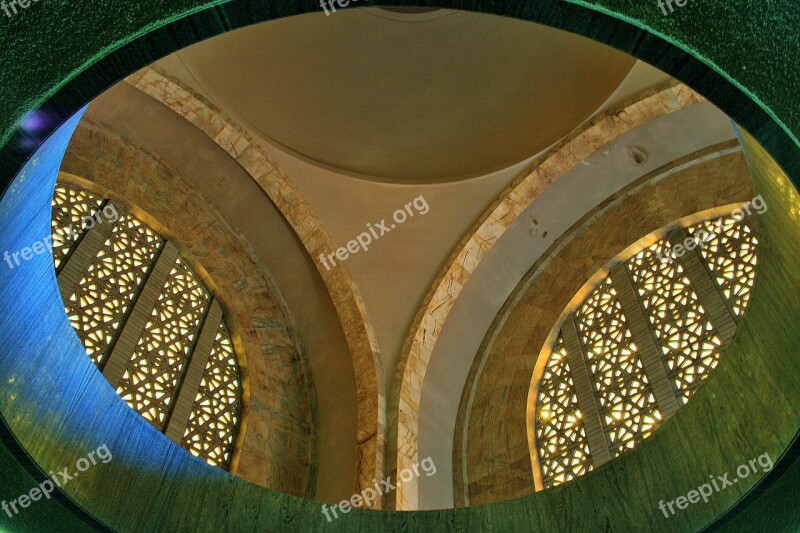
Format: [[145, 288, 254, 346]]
[[154, 8, 635, 183], [107, 8, 676, 506]]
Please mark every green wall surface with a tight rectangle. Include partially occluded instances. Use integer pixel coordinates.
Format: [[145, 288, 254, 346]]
[[714, 130, 800, 532], [0, 1, 799, 531]]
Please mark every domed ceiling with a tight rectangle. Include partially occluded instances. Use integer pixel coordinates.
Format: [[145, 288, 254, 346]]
[[153, 8, 635, 182]]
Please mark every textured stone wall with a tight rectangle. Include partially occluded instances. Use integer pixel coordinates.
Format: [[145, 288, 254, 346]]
[[60, 121, 317, 497], [390, 83, 702, 508], [1, 1, 800, 531], [454, 144, 753, 505], [126, 68, 385, 503], [714, 129, 800, 531]]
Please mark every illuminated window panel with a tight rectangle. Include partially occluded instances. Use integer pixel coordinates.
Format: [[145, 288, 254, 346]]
[[53, 182, 245, 470], [576, 278, 662, 456], [116, 258, 210, 428], [181, 322, 242, 467], [50, 183, 105, 269], [688, 217, 759, 318], [64, 213, 163, 364], [533, 212, 761, 490], [535, 335, 593, 488], [627, 240, 723, 402]]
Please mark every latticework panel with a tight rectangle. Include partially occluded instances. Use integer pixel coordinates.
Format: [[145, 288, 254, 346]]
[[51, 183, 105, 269], [688, 217, 759, 318], [181, 321, 241, 468], [535, 334, 593, 488], [65, 212, 163, 365], [117, 258, 210, 428], [627, 240, 723, 402], [576, 278, 662, 457]]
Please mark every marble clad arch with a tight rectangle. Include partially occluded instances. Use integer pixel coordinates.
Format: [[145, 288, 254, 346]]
[[60, 121, 317, 496], [125, 68, 386, 503], [454, 143, 753, 505], [391, 83, 704, 508]]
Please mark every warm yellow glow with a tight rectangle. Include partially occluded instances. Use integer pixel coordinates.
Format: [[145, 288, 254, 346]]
[[688, 217, 758, 318], [65, 213, 162, 364], [533, 213, 759, 489], [628, 240, 724, 401], [534, 336, 593, 488], [576, 278, 662, 458], [53, 182, 242, 469], [51, 184, 105, 269], [117, 258, 210, 427], [181, 322, 242, 466]]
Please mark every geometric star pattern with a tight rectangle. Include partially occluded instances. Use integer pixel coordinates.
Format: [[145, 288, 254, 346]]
[[65, 212, 162, 365], [535, 334, 593, 488], [575, 278, 662, 457], [181, 321, 242, 468], [534, 210, 760, 489], [627, 240, 724, 402], [50, 183, 105, 270], [52, 182, 243, 471], [116, 257, 210, 429], [688, 217, 759, 319]]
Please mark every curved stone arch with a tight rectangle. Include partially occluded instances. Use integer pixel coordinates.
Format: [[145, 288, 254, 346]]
[[0, 1, 799, 531], [526, 199, 758, 491], [124, 67, 385, 500], [391, 83, 704, 508], [455, 144, 754, 504], [58, 120, 318, 496]]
